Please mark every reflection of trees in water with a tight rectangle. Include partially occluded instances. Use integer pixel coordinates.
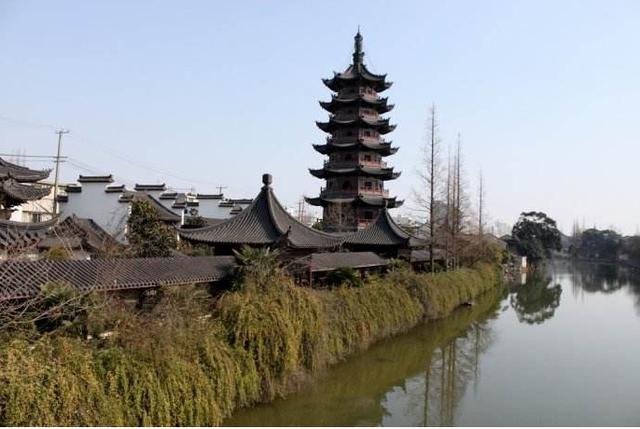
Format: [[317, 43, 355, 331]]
[[509, 274, 562, 325], [419, 310, 497, 426], [568, 262, 624, 293], [567, 262, 640, 313]]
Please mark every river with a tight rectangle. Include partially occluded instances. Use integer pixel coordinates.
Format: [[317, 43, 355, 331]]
[[225, 261, 640, 426]]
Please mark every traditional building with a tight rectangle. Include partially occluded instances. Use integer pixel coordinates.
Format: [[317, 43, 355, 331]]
[[0, 158, 51, 220], [180, 174, 342, 256], [307, 31, 402, 233], [344, 206, 427, 258], [57, 174, 252, 239]]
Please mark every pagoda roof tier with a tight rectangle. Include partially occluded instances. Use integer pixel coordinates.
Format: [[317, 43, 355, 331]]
[[313, 140, 398, 156], [309, 166, 401, 180], [316, 117, 396, 134], [0, 158, 50, 182], [305, 195, 403, 208], [179, 174, 342, 249], [2, 178, 51, 202], [319, 95, 393, 114], [322, 65, 392, 92], [344, 208, 427, 248]]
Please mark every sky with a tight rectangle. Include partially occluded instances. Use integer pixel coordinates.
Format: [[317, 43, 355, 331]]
[[1, 0, 640, 234]]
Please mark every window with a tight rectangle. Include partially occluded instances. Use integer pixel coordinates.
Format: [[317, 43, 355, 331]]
[[364, 211, 374, 220], [364, 181, 372, 190], [342, 181, 352, 190], [364, 154, 371, 161], [30, 213, 43, 223], [345, 153, 352, 161]]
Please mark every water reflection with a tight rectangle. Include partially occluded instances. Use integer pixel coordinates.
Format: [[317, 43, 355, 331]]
[[414, 318, 495, 426], [509, 273, 562, 325], [226, 262, 640, 426], [226, 286, 505, 427]]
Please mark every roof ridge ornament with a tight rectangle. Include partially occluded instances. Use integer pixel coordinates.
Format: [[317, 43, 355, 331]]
[[262, 173, 272, 188]]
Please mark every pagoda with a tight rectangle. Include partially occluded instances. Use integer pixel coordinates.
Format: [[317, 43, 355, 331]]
[[306, 31, 402, 233]]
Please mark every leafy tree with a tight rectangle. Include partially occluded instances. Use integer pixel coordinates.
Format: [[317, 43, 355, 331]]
[[623, 236, 640, 264], [510, 211, 562, 263], [231, 246, 281, 290], [127, 199, 177, 257], [325, 266, 363, 288], [573, 228, 621, 261]]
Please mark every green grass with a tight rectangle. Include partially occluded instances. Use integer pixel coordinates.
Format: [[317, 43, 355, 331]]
[[0, 264, 501, 426]]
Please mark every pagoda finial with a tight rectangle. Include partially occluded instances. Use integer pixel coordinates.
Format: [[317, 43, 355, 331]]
[[262, 173, 272, 188], [353, 29, 364, 69]]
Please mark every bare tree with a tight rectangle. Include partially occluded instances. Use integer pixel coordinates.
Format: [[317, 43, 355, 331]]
[[414, 104, 442, 272], [478, 170, 485, 237], [450, 134, 470, 269]]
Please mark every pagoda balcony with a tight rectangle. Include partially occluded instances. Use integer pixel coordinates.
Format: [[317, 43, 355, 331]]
[[324, 160, 387, 169], [332, 111, 380, 122], [327, 136, 386, 146], [319, 188, 389, 199], [330, 111, 382, 123]]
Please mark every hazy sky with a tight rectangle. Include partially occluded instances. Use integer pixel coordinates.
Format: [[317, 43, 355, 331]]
[[2, 0, 639, 234]]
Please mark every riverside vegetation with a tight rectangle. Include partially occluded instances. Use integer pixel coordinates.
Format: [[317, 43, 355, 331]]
[[0, 253, 502, 426]]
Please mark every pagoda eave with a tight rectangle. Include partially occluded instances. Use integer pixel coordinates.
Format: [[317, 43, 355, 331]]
[[315, 118, 395, 134], [319, 96, 393, 114], [312, 142, 398, 156], [309, 167, 400, 180], [305, 195, 403, 208]]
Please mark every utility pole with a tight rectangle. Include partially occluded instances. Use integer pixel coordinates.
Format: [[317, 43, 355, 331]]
[[216, 185, 227, 195], [52, 129, 69, 215]]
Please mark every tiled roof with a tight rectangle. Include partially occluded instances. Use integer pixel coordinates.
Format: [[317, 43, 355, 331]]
[[0, 218, 58, 251], [344, 208, 427, 248], [52, 215, 122, 253], [196, 193, 223, 200], [289, 251, 388, 273], [180, 174, 342, 249], [0, 256, 236, 301], [134, 184, 166, 192], [121, 192, 181, 223], [2, 178, 51, 201], [78, 175, 114, 183], [0, 157, 50, 182]]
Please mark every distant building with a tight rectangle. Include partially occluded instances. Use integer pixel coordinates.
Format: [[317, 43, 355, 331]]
[[57, 174, 252, 239], [306, 31, 402, 233]]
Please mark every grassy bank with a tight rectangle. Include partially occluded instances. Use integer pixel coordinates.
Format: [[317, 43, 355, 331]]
[[0, 264, 500, 426]]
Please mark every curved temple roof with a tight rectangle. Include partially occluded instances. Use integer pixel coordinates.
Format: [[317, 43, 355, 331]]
[[313, 140, 398, 156], [322, 65, 392, 92], [180, 174, 342, 249], [309, 166, 400, 180], [0, 158, 50, 182], [2, 178, 51, 202], [316, 117, 396, 134], [305, 195, 403, 209], [344, 208, 426, 248], [319, 95, 393, 114]]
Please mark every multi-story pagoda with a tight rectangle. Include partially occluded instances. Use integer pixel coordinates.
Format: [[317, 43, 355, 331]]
[[306, 31, 402, 233], [0, 158, 51, 220]]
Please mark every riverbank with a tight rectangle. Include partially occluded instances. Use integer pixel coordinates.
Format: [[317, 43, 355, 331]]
[[0, 264, 501, 426]]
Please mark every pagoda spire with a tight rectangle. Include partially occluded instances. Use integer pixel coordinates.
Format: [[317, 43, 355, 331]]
[[353, 29, 364, 69]]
